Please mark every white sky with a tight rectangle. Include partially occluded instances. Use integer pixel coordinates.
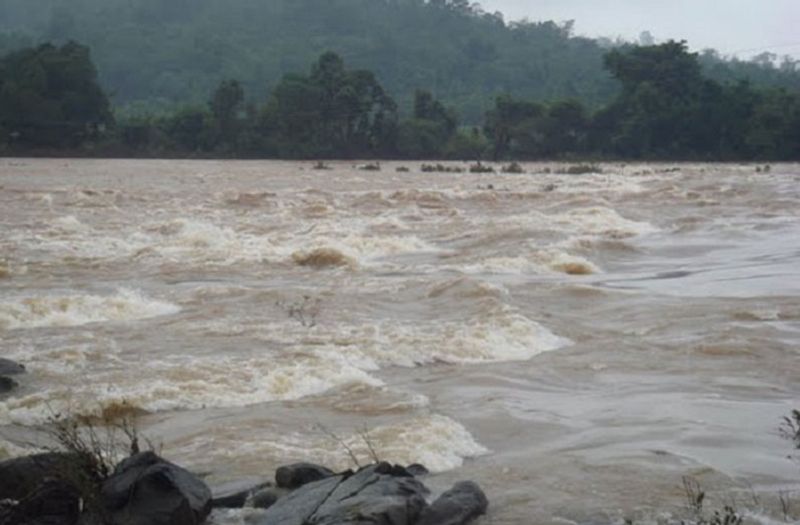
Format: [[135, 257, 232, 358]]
[[479, 0, 800, 59]]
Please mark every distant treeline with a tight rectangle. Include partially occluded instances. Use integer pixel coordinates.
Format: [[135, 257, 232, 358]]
[[1, 0, 799, 124], [1, 40, 798, 160]]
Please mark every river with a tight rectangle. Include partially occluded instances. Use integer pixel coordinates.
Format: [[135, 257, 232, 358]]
[[1, 159, 798, 524]]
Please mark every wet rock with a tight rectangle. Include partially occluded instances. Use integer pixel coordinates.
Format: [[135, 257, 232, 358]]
[[246, 487, 290, 509], [252, 474, 345, 524], [0, 359, 25, 376], [211, 478, 272, 509], [257, 462, 429, 525], [0, 359, 25, 394], [0, 377, 17, 394], [275, 462, 334, 489], [406, 463, 429, 477], [0, 453, 70, 502], [0, 479, 80, 525], [417, 481, 488, 525], [101, 451, 211, 525]]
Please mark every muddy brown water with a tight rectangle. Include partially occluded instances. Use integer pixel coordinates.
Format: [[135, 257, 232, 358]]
[[1, 159, 799, 524]]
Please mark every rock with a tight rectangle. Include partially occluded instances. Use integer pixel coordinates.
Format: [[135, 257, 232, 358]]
[[0, 359, 25, 376], [0, 377, 17, 394], [406, 464, 429, 477], [0, 359, 24, 394], [252, 474, 345, 525], [246, 487, 289, 510], [211, 478, 272, 509], [256, 462, 429, 525], [101, 451, 212, 525], [0, 479, 80, 525], [0, 453, 70, 502], [416, 481, 488, 525], [274, 462, 334, 489]]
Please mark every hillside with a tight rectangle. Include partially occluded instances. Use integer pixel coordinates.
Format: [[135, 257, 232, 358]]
[[0, 0, 798, 124]]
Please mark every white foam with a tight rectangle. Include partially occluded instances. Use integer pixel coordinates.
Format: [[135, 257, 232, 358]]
[[19, 216, 437, 267], [0, 349, 382, 425], [0, 289, 179, 330], [53, 215, 90, 232], [490, 206, 656, 238], [0, 303, 568, 424], [459, 250, 599, 276], [254, 306, 570, 367], [532, 249, 600, 275], [557, 206, 657, 237], [0, 438, 35, 460], [137, 217, 438, 266], [360, 414, 490, 472], [175, 414, 488, 475], [460, 256, 541, 274]]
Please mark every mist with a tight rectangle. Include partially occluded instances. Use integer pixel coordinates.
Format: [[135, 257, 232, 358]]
[[481, 0, 800, 58]]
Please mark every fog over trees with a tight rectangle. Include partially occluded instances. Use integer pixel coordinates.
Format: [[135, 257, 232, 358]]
[[0, 0, 798, 159], [1, 0, 798, 121]]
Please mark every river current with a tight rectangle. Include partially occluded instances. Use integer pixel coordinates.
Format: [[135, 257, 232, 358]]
[[1, 159, 799, 524]]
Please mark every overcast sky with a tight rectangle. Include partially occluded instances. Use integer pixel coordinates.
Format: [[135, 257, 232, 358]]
[[480, 0, 800, 59]]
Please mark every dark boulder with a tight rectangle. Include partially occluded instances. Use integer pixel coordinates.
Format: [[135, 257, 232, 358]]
[[0, 359, 25, 376], [210, 478, 272, 509], [246, 487, 290, 509], [406, 464, 429, 477], [0, 359, 25, 394], [0, 453, 70, 502], [101, 451, 211, 525], [0, 377, 17, 394], [0, 479, 80, 525], [252, 474, 345, 524], [416, 481, 488, 525], [274, 462, 334, 489], [256, 462, 429, 525]]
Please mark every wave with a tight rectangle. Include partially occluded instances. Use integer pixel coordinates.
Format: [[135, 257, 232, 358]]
[[174, 414, 488, 475], [0, 289, 179, 330], [17, 216, 436, 268], [0, 348, 382, 425], [292, 247, 355, 268]]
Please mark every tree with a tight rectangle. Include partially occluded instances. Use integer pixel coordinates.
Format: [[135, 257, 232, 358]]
[[209, 79, 245, 151], [163, 106, 211, 153], [266, 51, 397, 158], [0, 41, 112, 148], [604, 40, 704, 101], [396, 90, 458, 158], [601, 41, 709, 158], [483, 95, 544, 159]]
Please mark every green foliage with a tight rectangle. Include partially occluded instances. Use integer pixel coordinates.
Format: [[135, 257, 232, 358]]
[[396, 90, 459, 158], [443, 128, 489, 160], [598, 41, 800, 160], [0, 41, 111, 148], [265, 51, 398, 158], [0, 0, 619, 121], [484, 95, 544, 159], [486, 41, 800, 161], [1, 38, 798, 161]]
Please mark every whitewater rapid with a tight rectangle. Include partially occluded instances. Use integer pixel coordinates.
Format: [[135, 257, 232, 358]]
[[1, 159, 798, 523]]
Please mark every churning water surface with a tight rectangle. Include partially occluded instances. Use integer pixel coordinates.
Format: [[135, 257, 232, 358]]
[[0, 159, 798, 524]]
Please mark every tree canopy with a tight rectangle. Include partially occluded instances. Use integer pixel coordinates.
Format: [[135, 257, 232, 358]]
[[0, 41, 111, 148], [1, 0, 797, 124]]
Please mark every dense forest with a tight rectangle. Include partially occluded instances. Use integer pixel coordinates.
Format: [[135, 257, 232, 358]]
[[1, 38, 798, 160], [0, 0, 798, 160], [1, 0, 799, 123]]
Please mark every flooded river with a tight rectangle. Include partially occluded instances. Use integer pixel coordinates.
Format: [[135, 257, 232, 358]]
[[1, 159, 799, 523]]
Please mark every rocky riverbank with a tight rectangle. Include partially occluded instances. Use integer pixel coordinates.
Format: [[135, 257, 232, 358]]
[[0, 451, 487, 525], [0, 360, 488, 525]]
